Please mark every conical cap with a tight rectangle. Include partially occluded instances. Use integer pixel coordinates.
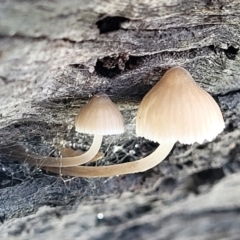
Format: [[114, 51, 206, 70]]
[[75, 93, 124, 135], [136, 67, 224, 144]]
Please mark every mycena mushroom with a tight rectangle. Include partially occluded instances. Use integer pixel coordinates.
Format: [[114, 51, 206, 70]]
[[1, 93, 124, 167], [46, 66, 224, 177]]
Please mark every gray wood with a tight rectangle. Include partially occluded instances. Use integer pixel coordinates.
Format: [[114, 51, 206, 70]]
[[0, 0, 240, 239]]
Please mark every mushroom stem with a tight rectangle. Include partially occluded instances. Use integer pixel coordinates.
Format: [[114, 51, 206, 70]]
[[45, 142, 174, 177], [1, 135, 103, 167]]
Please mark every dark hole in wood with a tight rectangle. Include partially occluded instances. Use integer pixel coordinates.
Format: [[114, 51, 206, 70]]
[[187, 167, 225, 194], [95, 54, 140, 78], [224, 46, 239, 60], [96, 16, 129, 34]]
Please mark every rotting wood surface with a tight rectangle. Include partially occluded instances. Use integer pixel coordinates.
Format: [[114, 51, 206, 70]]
[[0, 0, 240, 239]]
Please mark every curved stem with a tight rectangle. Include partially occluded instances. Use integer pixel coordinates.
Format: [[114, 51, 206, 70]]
[[45, 142, 174, 178], [1, 135, 103, 167]]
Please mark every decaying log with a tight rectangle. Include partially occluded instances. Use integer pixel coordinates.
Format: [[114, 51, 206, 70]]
[[0, 0, 240, 239]]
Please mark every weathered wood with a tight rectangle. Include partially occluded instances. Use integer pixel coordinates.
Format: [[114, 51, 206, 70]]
[[0, 0, 240, 239]]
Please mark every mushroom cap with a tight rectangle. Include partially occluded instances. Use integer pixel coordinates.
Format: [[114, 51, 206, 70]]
[[75, 93, 124, 135], [136, 66, 225, 144]]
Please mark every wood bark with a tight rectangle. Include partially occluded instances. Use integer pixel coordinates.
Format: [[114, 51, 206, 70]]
[[0, 0, 240, 239]]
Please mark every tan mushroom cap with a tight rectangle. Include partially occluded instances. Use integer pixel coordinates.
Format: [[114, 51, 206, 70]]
[[75, 93, 124, 135], [136, 67, 225, 144]]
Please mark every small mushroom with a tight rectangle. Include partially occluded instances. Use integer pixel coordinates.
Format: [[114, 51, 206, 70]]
[[1, 93, 124, 167], [46, 66, 225, 177], [59, 147, 104, 163]]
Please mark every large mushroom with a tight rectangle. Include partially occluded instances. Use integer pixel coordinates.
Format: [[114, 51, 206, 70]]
[[1, 93, 124, 167], [46, 66, 225, 177]]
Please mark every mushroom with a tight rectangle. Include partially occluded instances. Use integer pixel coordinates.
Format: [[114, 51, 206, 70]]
[[1, 93, 124, 167], [0, 144, 104, 165], [58, 147, 103, 163], [46, 66, 225, 177]]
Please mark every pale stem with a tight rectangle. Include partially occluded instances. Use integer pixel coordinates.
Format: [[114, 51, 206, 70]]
[[45, 142, 175, 178], [1, 135, 103, 167]]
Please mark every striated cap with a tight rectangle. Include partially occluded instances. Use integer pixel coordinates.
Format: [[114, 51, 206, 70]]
[[75, 93, 124, 135], [136, 66, 225, 144]]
